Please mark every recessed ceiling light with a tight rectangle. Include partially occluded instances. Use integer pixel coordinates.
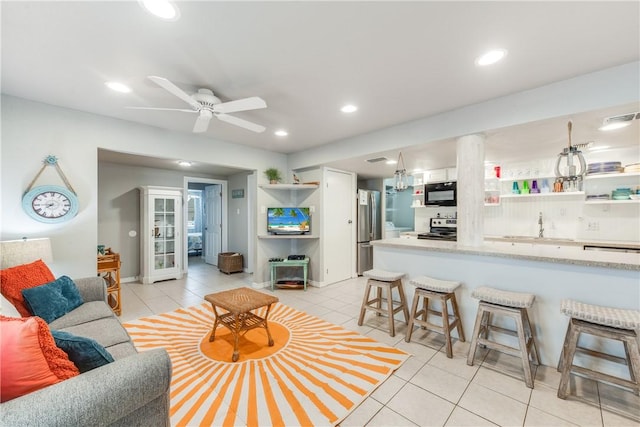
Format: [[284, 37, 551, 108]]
[[385, 159, 397, 165], [139, 0, 180, 21], [105, 81, 132, 93], [341, 104, 358, 113], [274, 130, 288, 137], [589, 145, 611, 151], [475, 49, 507, 66], [177, 160, 192, 167]]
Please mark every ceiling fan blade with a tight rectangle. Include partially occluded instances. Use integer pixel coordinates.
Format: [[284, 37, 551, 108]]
[[216, 113, 266, 133], [193, 111, 213, 133], [213, 97, 267, 114], [148, 76, 201, 111], [125, 106, 196, 113]]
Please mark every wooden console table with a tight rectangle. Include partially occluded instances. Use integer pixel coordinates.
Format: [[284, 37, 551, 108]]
[[270, 257, 309, 291], [97, 249, 121, 315]]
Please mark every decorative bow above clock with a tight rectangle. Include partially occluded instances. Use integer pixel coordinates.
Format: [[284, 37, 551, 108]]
[[22, 155, 79, 223]]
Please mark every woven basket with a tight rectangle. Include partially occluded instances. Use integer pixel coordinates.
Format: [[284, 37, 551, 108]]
[[218, 252, 243, 274]]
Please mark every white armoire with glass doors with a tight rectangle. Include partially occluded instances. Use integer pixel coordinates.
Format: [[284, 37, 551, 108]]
[[140, 186, 183, 284]]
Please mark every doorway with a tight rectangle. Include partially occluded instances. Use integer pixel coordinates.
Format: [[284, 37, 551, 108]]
[[184, 177, 228, 272]]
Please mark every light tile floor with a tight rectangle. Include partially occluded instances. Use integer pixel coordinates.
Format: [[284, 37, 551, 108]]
[[119, 259, 639, 427]]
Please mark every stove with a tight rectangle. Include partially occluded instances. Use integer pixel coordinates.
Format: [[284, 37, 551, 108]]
[[417, 218, 457, 241]]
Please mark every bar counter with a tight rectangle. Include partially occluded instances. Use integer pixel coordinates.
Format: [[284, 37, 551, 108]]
[[371, 237, 640, 368]]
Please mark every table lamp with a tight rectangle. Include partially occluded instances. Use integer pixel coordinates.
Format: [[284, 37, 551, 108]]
[[0, 237, 53, 269]]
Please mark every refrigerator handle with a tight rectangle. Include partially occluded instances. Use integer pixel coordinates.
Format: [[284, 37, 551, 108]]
[[370, 193, 376, 240]]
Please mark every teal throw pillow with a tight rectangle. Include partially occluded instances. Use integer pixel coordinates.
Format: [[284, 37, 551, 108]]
[[51, 330, 115, 373], [21, 276, 84, 323]]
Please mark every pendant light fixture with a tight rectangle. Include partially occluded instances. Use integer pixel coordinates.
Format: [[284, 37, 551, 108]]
[[554, 121, 587, 192], [393, 152, 408, 192]]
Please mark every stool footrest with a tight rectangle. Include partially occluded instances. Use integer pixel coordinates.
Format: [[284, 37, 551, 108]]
[[575, 345, 629, 365], [570, 365, 637, 392], [475, 336, 537, 360]]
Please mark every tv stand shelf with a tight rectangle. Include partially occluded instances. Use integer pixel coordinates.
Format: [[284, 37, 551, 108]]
[[259, 184, 319, 190], [258, 234, 319, 239]]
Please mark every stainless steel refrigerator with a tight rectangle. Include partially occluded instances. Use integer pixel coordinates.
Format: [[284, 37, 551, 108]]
[[357, 189, 381, 275]]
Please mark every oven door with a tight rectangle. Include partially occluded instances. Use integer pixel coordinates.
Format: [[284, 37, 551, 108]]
[[424, 182, 456, 206]]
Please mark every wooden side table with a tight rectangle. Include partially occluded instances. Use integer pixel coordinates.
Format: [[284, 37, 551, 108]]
[[205, 287, 279, 362], [270, 257, 309, 291], [97, 249, 121, 316]]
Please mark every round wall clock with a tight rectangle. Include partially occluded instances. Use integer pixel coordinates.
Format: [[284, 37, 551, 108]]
[[22, 185, 79, 223]]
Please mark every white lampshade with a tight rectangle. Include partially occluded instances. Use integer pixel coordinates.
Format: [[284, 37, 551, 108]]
[[0, 238, 53, 269]]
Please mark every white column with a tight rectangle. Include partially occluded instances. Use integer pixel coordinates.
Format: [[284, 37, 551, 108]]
[[456, 134, 485, 247]]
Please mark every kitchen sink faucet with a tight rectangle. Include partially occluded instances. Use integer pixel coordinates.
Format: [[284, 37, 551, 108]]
[[538, 212, 544, 238]]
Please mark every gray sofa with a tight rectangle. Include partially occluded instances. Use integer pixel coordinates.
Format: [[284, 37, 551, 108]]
[[0, 277, 172, 427]]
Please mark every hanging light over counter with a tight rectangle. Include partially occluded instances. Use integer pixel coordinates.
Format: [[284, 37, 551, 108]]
[[393, 152, 408, 192], [554, 121, 587, 192]]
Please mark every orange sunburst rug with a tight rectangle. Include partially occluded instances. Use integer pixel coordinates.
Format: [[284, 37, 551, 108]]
[[123, 301, 409, 427]]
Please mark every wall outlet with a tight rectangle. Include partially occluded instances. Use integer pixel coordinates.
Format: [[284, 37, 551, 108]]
[[587, 221, 600, 231]]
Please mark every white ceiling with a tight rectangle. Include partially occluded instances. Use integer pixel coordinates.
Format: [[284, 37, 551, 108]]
[[2, 1, 639, 177]]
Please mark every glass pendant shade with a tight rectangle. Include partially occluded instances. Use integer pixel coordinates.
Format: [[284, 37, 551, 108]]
[[393, 152, 408, 192]]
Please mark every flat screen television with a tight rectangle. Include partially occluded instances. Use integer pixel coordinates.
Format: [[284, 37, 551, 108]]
[[267, 207, 310, 235]]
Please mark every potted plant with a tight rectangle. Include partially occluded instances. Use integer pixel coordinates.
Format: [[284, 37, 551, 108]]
[[264, 167, 282, 184]]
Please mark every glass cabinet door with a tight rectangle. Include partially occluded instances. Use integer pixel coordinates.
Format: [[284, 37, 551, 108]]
[[152, 196, 176, 271]]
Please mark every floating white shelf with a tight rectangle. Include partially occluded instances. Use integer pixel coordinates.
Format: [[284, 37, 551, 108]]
[[584, 172, 640, 181], [258, 234, 319, 239], [584, 199, 640, 205], [501, 191, 585, 199], [259, 184, 319, 190]]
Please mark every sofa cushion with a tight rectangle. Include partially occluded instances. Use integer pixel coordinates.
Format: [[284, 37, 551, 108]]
[[48, 301, 114, 330], [0, 260, 55, 317], [22, 276, 84, 323], [105, 341, 138, 360], [0, 316, 79, 402], [58, 317, 133, 349], [51, 330, 115, 373]]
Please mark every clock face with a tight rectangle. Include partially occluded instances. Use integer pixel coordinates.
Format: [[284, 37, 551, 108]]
[[22, 185, 79, 223]]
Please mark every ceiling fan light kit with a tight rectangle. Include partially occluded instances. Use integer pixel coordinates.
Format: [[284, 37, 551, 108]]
[[130, 76, 267, 134]]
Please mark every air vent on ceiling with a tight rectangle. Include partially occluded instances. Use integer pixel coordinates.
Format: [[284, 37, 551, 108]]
[[608, 112, 638, 122], [366, 157, 389, 163], [599, 112, 639, 131]]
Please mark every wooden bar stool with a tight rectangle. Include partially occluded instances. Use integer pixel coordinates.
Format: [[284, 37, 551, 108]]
[[557, 299, 640, 398], [358, 269, 409, 337], [467, 286, 540, 388], [406, 276, 465, 358]]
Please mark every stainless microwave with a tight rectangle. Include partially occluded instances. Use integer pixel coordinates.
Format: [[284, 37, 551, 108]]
[[424, 181, 457, 206]]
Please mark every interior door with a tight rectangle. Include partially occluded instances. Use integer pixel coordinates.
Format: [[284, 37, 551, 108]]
[[324, 169, 355, 284], [204, 185, 222, 265]]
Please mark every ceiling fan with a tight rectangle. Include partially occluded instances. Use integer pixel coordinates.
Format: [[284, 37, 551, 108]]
[[128, 76, 267, 133]]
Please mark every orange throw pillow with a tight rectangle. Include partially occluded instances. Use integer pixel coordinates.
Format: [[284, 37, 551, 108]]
[[0, 260, 55, 317], [0, 316, 79, 402]]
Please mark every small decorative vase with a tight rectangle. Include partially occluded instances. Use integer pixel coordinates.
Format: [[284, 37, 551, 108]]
[[512, 181, 520, 194]]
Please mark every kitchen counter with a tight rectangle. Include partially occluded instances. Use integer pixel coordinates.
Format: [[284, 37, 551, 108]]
[[378, 236, 639, 271], [484, 235, 640, 251], [371, 237, 640, 367]]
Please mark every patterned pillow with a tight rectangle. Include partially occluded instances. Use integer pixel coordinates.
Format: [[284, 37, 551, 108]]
[[0, 316, 79, 402], [0, 260, 55, 317]]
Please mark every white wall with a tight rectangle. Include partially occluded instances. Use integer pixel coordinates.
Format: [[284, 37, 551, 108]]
[[289, 62, 640, 172], [227, 172, 252, 268], [98, 161, 226, 279], [484, 151, 640, 242], [1, 95, 287, 278]]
